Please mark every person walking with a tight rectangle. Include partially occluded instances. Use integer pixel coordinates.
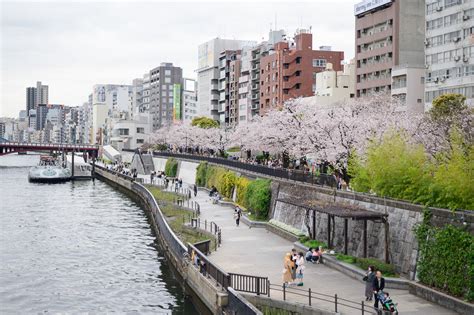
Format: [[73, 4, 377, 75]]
[[282, 253, 293, 287], [193, 184, 198, 197], [234, 207, 241, 227], [364, 265, 376, 301], [372, 271, 385, 309]]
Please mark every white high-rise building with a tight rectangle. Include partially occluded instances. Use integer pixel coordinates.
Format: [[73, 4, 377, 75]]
[[425, 0, 474, 109], [196, 38, 256, 119], [36, 81, 49, 106], [91, 84, 133, 145]]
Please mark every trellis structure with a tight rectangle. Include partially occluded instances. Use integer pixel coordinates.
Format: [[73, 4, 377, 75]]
[[276, 198, 390, 263]]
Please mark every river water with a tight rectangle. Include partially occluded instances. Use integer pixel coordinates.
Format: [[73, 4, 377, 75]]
[[0, 154, 197, 314]]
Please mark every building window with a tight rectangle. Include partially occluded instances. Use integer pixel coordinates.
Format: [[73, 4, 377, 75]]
[[312, 59, 327, 67], [296, 57, 302, 64], [137, 127, 145, 133], [165, 70, 171, 76], [118, 128, 129, 136], [136, 139, 145, 144], [164, 77, 171, 83]]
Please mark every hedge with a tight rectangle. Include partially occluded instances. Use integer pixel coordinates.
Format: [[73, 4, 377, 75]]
[[335, 254, 398, 277], [415, 209, 474, 301], [164, 158, 178, 177], [245, 179, 271, 219], [195, 162, 272, 219]]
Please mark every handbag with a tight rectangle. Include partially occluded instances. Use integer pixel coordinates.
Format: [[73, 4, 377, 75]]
[[363, 275, 368, 281]]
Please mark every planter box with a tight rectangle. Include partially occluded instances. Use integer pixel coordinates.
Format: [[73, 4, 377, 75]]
[[293, 242, 409, 290], [409, 282, 474, 315], [266, 224, 300, 242], [241, 215, 268, 228]]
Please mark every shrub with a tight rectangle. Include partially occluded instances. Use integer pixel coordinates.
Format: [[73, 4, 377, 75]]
[[164, 158, 178, 177], [299, 236, 327, 249], [415, 211, 474, 301], [217, 171, 237, 199], [235, 177, 250, 206], [245, 179, 271, 219], [195, 162, 208, 186], [335, 254, 398, 277]]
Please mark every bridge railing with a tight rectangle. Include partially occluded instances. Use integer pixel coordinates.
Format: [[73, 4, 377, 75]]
[[0, 141, 99, 149]]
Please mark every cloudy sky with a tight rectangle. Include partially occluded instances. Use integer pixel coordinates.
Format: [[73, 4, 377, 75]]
[[1, 0, 356, 117]]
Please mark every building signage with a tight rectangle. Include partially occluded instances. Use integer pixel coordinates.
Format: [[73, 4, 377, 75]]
[[173, 84, 181, 121], [354, 0, 393, 16]]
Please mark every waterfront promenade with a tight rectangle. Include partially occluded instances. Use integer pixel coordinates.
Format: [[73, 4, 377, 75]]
[[189, 189, 455, 315]]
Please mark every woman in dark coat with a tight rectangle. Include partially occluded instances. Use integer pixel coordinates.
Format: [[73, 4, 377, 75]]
[[364, 265, 375, 301]]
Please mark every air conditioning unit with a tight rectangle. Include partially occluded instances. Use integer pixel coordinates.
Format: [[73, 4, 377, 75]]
[[463, 15, 470, 21], [436, 6, 443, 11], [434, 77, 439, 83], [424, 39, 430, 46], [453, 37, 461, 43], [440, 76, 446, 82], [463, 55, 469, 62], [454, 55, 461, 61]]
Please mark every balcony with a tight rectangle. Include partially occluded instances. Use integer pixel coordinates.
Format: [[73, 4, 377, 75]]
[[251, 73, 260, 80], [251, 94, 258, 100], [211, 83, 219, 91], [252, 84, 259, 90], [210, 94, 219, 101]]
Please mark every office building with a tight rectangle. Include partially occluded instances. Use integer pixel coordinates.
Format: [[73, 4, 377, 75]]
[[183, 78, 198, 122], [259, 29, 344, 113], [425, 0, 474, 108], [197, 38, 256, 119], [354, 0, 425, 108], [148, 62, 183, 129]]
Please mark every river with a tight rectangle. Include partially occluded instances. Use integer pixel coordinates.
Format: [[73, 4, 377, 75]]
[[0, 154, 197, 314]]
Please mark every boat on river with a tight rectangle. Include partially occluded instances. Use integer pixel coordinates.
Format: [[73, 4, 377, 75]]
[[66, 154, 92, 179], [28, 155, 71, 183]]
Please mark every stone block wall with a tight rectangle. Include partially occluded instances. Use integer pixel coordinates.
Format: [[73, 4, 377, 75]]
[[272, 182, 423, 278]]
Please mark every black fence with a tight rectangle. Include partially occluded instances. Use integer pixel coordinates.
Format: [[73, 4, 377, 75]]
[[229, 273, 268, 296], [133, 182, 188, 258], [153, 152, 337, 187], [188, 243, 231, 290], [268, 283, 376, 315], [188, 216, 222, 247]]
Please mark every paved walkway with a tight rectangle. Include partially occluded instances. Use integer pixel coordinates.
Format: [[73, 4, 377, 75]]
[[188, 189, 454, 315]]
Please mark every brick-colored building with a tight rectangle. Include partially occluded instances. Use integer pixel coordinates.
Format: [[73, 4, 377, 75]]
[[259, 29, 344, 113]]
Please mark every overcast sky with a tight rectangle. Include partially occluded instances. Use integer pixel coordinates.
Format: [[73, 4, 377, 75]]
[[1, 0, 356, 117]]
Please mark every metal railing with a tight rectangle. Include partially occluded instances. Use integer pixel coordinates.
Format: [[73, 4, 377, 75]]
[[188, 243, 231, 290], [229, 273, 268, 296], [268, 282, 376, 315], [153, 151, 337, 188], [186, 216, 221, 248]]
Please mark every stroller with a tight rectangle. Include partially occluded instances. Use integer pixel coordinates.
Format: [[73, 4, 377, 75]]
[[377, 291, 398, 314]]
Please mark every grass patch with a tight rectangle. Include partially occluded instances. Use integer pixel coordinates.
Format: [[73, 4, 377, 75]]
[[246, 211, 269, 222], [335, 254, 398, 277], [146, 185, 215, 250], [146, 185, 177, 203], [299, 236, 327, 249]]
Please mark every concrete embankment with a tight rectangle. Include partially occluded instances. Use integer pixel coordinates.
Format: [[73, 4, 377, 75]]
[[94, 167, 228, 315]]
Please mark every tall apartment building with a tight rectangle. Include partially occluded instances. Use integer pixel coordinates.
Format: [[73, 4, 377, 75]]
[[218, 50, 243, 125], [197, 38, 256, 119], [183, 78, 198, 122], [148, 62, 183, 129], [354, 0, 425, 111], [259, 30, 344, 113], [35, 104, 49, 131], [141, 73, 151, 113], [247, 30, 287, 117], [36, 81, 49, 107], [26, 87, 36, 113], [425, 0, 474, 108]]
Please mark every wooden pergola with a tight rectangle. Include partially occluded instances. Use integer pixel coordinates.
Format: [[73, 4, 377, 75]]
[[276, 198, 390, 263]]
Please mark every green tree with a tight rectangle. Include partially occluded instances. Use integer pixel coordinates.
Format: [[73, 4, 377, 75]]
[[191, 116, 219, 129], [431, 129, 474, 210], [429, 93, 467, 122]]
